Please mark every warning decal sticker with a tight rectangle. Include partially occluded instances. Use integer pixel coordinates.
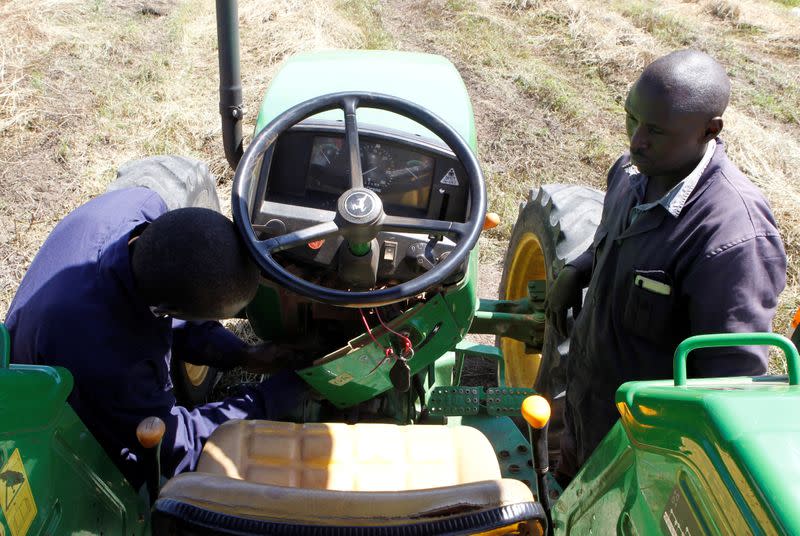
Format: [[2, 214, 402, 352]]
[[440, 168, 459, 186], [661, 483, 703, 536], [329, 372, 354, 386], [0, 449, 37, 536]]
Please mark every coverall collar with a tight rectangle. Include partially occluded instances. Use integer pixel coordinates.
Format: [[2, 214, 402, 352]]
[[628, 139, 717, 223]]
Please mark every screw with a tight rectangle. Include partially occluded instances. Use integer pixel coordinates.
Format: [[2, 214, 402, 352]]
[[498, 450, 510, 459], [517, 444, 528, 454], [508, 464, 521, 474]]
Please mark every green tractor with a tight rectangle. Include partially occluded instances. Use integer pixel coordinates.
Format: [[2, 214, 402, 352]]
[[2, 2, 800, 535]]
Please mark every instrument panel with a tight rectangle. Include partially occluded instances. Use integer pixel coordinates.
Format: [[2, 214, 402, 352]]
[[264, 125, 469, 221], [254, 124, 472, 285]]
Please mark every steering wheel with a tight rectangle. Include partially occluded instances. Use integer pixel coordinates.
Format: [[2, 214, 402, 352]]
[[232, 92, 486, 307]]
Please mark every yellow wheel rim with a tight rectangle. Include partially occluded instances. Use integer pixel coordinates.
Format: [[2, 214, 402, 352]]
[[184, 363, 209, 387], [500, 232, 546, 388]]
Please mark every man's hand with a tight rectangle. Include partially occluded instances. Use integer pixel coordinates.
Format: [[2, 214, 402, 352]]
[[238, 342, 314, 374], [545, 265, 584, 338]]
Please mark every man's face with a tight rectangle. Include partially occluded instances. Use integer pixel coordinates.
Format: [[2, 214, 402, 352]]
[[624, 81, 712, 179]]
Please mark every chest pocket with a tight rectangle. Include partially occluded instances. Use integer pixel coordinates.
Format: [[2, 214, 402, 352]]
[[622, 269, 677, 345]]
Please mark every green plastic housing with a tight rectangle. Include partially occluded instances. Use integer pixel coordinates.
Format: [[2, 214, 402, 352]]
[[254, 50, 477, 148], [0, 360, 149, 535], [553, 334, 800, 535]]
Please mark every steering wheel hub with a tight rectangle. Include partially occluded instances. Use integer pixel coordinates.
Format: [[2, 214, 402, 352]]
[[339, 189, 383, 225]]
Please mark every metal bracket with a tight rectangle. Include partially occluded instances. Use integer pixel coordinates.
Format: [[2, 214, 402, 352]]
[[467, 280, 547, 350]]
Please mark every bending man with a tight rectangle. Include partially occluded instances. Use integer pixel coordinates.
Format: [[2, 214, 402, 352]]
[[6, 187, 304, 490]]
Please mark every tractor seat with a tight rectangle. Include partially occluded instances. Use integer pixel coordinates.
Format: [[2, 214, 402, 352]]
[[153, 419, 545, 535]]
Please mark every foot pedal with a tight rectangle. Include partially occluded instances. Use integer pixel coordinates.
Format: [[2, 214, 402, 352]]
[[485, 387, 537, 416], [428, 386, 536, 417], [428, 387, 483, 416]]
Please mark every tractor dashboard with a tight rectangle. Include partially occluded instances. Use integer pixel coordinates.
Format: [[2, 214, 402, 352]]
[[250, 120, 471, 287]]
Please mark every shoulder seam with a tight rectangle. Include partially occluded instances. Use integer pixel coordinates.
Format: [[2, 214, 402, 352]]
[[718, 169, 757, 234], [95, 189, 166, 277], [704, 232, 781, 259]]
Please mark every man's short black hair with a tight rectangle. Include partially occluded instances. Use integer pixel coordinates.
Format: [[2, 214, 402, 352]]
[[131, 208, 259, 319], [638, 49, 731, 118]]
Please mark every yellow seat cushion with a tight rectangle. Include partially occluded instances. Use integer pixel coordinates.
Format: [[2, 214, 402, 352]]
[[196, 419, 503, 491]]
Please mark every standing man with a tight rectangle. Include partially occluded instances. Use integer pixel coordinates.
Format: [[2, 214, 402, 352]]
[[5, 187, 305, 490], [545, 50, 786, 481]]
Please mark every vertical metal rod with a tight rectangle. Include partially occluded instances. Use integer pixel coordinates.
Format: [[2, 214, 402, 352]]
[[529, 423, 553, 534], [215, 0, 244, 171], [0, 324, 10, 369]]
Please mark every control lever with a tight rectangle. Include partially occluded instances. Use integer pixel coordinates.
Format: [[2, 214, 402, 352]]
[[521, 395, 553, 533], [408, 238, 443, 272], [137, 416, 166, 504]]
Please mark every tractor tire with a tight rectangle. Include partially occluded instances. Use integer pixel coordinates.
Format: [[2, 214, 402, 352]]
[[108, 155, 222, 408], [109, 155, 221, 212], [498, 184, 603, 464]]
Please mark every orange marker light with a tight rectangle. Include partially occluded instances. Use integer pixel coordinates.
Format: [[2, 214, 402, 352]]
[[521, 395, 551, 430], [308, 240, 325, 250], [792, 307, 800, 330], [483, 212, 500, 230]]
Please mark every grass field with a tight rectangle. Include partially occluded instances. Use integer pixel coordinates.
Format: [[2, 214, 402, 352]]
[[1, 0, 798, 369]]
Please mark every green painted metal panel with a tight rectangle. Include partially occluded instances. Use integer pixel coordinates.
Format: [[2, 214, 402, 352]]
[[441, 248, 480, 335], [428, 351, 456, 391], [254, 50, 478, 151], [0, 362, 149, 535], [458, 416, 537, 494], [297, 250, 478, 408], [297, 292, 464, 408], [453, 340, 504, 387]]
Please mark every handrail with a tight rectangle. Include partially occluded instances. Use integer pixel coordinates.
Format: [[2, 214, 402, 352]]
[[674, 332, 799, 386], [1, 323, 10, 369]]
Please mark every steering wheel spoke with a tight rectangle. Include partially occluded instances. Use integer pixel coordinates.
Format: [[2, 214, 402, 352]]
[[257, 220, 341, 254], [381, 215, 468, 238], [342, 97, 363, 189]]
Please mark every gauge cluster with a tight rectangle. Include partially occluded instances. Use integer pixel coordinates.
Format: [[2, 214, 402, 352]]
[[306, 136, 435, 214]]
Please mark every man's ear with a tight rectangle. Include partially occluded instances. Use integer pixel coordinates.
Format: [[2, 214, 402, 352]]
[[703, 116, 723, 142]]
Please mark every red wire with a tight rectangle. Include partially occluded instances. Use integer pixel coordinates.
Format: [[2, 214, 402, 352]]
[[375, 309, 413, 355], [359, 308, 394, 360]]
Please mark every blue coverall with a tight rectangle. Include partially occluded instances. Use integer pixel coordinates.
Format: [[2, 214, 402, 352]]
[[5, 188, 296, 489], [559, 139, 787, 476]]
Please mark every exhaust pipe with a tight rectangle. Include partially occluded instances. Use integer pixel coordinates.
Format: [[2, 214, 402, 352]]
[[215, 0, 243, 171]]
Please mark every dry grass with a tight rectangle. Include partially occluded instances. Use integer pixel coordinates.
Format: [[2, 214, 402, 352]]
[[1, 0, 798, 372], [0, 0, 360, 313]]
